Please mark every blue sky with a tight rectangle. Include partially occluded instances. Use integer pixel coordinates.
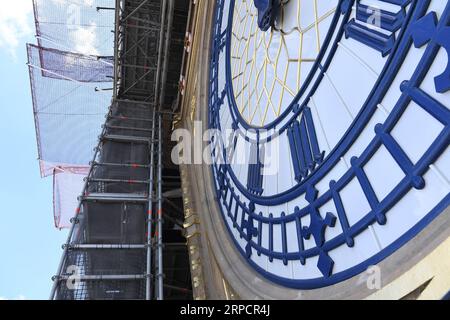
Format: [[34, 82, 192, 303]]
[[0, 1, 68, 300]]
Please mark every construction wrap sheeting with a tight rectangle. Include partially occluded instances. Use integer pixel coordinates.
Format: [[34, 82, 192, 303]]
[[27, 43, 110, 177], [53, 167, 90, 229], [27, 44, 112, 228], [38, 46, 113, 83], [28, 0, 117, 229]]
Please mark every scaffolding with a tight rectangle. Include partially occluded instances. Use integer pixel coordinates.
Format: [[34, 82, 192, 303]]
[[47, 0, 192, 300]]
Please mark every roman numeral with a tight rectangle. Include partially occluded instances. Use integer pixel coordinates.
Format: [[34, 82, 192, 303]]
[[344, 0, 410, 56], [287, 107, 324, 183], [247, 141, 264, 195]]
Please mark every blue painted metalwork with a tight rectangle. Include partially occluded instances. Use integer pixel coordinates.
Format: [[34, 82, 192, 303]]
[[344, 19, 396, 57], [247, 139, 264, 195], [216, 0, 417, 205], [253, 0, 281, 31], [302, 186, 337, 277], [208, 0, 450, 288], [345, 0, 410, 56], [287, 107, 325, 183], [287, 121, 308, 182], [411, 12, 450, 93], [356, 2, 407, 32]]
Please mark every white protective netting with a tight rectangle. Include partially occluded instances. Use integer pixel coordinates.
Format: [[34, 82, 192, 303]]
[[29, 0, 115, 228], [53, 167, 90, 229]]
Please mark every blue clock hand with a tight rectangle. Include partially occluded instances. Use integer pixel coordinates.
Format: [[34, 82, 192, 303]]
[[253, 0, 282, 31]]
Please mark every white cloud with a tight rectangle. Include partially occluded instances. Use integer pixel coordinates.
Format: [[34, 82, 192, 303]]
[[72, 23, 100, 56], [0, 0, 34, 57], [0, 0, 105, 58], [51, 0, 95, 6], [0, 295, 27, 300], [49, 0, 101, 56]]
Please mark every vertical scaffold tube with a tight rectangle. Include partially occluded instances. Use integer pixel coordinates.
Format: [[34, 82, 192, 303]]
[[157, 113, 164, 300], [146, 106, 157, 300], [159, 0, 175, 109], [154, 0, 167, 105], [153, 0, 167, 301], [113, 0, 120, 98]]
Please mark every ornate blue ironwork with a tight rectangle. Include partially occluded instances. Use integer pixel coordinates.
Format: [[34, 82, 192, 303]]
[[411, 12, 450, 93], [253, 0, 281, 31], [208, 0, 450, 289]]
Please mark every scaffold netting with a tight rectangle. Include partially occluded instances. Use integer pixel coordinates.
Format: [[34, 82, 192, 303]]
[[27, 42, 112, 227], [39, 46, 113, 83], [27, 43, 110, 177], [33, 0, 115, 57], [53, 167, 90, 229], [29, 0, 115, 229]]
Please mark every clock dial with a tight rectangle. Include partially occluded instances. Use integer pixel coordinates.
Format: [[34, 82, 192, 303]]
[[230, 0, 338, 126], [208, 0, 450, 289]]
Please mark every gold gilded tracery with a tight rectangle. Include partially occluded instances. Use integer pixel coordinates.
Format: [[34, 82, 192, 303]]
[[230, 0, 336, 126]]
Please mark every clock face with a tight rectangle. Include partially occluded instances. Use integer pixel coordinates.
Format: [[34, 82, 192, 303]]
[[230, 0, 338, 126], [208, 0, 450, 289]]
